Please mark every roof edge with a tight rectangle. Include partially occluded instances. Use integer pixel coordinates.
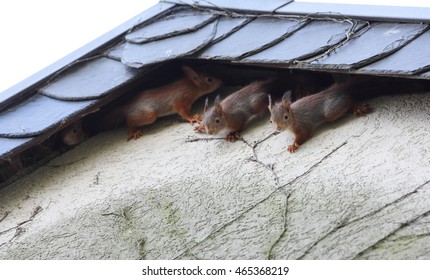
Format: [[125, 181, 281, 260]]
[[161, 0, 293, 13], [276, 2, 430, 23], [0, 1, 175, 110]]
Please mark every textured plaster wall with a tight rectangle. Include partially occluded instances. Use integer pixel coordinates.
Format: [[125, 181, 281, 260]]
[[0, 92, 429, 259]]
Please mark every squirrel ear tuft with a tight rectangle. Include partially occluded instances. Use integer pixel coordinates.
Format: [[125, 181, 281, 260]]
[[214, 95, 222, 114], [214, 94, 221, 105], [282, 90, 292, 102], [204, 97, 209, 113], [281, 90, 292, 109], [268, 95, 273, 111], [182, 65, 200, 86]]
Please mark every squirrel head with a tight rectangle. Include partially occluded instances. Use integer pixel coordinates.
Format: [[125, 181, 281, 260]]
[[202, 95, 226, 136], [268, 90, 294, 132], [61, 121, 87, 146], [181, 66, 222, 95]]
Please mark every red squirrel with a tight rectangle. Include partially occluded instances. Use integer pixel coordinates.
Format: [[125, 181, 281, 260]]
[[102, 65, 222, 140], [197, 78, 275, 142], [268, 77, 372, 153], [61, 121, 87, 146]]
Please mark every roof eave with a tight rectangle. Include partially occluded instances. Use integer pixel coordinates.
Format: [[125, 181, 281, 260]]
[[0, 1, 175, 111]]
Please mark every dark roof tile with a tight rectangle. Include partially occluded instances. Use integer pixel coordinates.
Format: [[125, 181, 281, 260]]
[[0, 1, 175, 109], [0, 137, 33, 158], [308, 22, 429, 69], [360, 29, 430, 75], [40, 57, 141, 101], [163, 0, 292, 13], [198, 16, 307, 60], [119, 19, 218, 68], [276, 2, 430, 23], [0, 94, 96, 138], [421, 70, 430, 79], [106, 44, 125, 61], [211, 16, 252, 43], [242, 19, 366, 64], [125, 9, 217, 44]]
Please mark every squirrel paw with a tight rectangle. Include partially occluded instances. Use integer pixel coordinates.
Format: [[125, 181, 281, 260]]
[[127, 130, 143, 141], [194, 123, 206, 133], [353, 103, 372, 116], [187, 114, 202, 124], [287, 142, 300, 153], [225, 132, 241, 143]]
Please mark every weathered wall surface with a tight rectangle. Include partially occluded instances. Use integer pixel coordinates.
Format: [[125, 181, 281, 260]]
[[0, 93, 429, 259]]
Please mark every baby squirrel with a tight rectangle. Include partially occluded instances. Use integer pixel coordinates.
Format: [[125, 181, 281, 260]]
[[197, 78, 274, 142], [61, 121, 87, 146], [103, 65, 222, 140], [268, 77, 372, 153]]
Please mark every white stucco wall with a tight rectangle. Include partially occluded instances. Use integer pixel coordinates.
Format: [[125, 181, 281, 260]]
[[0, 92, 429, 259]]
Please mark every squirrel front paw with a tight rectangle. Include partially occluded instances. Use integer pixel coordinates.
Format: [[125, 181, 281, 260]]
[[225, 132, 241, 143], [127, 130, 143, 141], [187, 114, 202, 124], [353, 103, 372, 116], [194, 123, 206, 133], [287, 142, 300, 153]]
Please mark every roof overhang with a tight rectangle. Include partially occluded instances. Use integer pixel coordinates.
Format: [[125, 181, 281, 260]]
[[1, 0, 430, 166]]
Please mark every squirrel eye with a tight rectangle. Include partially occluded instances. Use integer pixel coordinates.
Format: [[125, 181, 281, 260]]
[[269, 120, 272, 123], [215, 118, 221, 124], [206, 77, 213, 83], [284, 114, 289, 120]]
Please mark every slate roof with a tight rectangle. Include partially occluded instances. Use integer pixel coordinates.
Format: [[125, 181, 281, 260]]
[[1, 0, 430, 164]]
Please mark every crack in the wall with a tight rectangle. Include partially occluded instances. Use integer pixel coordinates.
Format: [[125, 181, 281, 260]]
[[137, 238, 146, 259], [267, 141, 348, 259], [282, 141, 348, 189], [101, 199, 197, 259], [176, 114, 429, 259], [101, 205, 154, 259], [353, 208, 430, 259], [297, 219, 349, 260], [0, 206, 42, 248], [174, 187, 280, 259], [237, 134, 292, 260], [184, 133, 347, 259], [238, 132, 281, 187], [168, 206, 202, 260], [297, 179, 430, 259], [267, 193, 291, 260], [0, 211, 10, 224], [182, 133, 290, 258], [389, 232, 430, 243], [101, 207, 132, 220]]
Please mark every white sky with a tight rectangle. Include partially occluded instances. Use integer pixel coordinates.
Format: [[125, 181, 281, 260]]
[[0, 0, 429, 93]]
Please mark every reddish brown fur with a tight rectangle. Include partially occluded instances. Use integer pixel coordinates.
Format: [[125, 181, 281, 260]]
[[7, 156, 23, 174], [200, 78, 275, 142], [101, 66, 222, 140], [61, 121, 87, 146], [269, 77, 372, 153]]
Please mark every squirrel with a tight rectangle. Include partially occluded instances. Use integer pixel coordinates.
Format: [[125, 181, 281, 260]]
[[1, 155, 23, 175], [98, 65, 222, 140], [196, 78, 275, 142], [268, 76, 373, 153], [61, 121, 87, 146]]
